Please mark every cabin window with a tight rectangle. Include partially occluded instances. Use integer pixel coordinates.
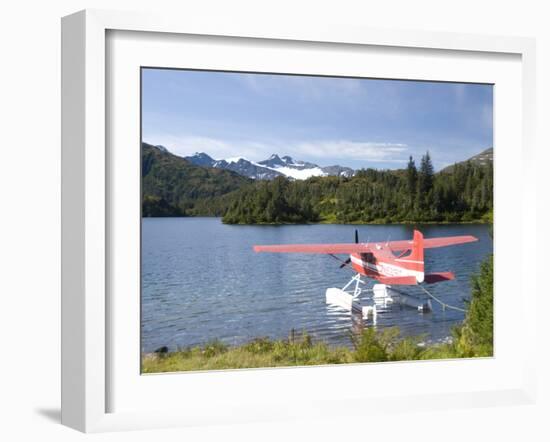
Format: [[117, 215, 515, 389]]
[[363, 252, 375, 264]]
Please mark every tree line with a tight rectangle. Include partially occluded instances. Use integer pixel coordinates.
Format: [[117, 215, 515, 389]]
[[221, 152, 493, 224]]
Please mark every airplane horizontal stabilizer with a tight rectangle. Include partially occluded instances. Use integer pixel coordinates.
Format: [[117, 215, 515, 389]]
[[424, 272, 455, 284]]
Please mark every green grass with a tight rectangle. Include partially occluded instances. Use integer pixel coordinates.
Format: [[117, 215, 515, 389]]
[[141, 326, 492, 373], [142, 332, 354, 373]]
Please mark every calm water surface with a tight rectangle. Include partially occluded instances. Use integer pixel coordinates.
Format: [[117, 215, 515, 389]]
[[141, 218, 492, 352]]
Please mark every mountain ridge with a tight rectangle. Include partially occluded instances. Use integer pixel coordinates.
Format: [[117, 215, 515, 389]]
[[181, 150, 354, 180], [142, 143, 251, 216], [441, 147, 493, 173]]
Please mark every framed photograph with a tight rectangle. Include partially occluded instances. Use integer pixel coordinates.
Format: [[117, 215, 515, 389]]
[[61, 9, 537, 432], [139, 68, 494, 371]]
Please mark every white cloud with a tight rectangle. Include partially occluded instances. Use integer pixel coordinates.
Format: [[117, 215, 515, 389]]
[[294, 140, 407, 162], [145, 134, 275, 161], [145, 134, 408, 164]]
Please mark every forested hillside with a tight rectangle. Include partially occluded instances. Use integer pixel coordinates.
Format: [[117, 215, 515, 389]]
[[142, 143, 493, 224], [142, 143, 251, 216], [222, 152, 493, 224]]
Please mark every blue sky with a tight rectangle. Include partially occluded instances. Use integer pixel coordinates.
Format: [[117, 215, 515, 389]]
[[142, 68, 493, 170]]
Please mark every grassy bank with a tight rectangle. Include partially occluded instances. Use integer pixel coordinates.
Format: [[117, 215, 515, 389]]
[[142, 324, 491, 373], [142, 333, 353, 373]]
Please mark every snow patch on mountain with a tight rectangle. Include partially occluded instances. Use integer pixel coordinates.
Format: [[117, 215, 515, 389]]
[[263, 165, 327, 179], [183, 151, 354, 180]]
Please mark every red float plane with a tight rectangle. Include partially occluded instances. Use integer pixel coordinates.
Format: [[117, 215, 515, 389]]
[[254, 229, 478, 317], [253, 229, 478, 286]]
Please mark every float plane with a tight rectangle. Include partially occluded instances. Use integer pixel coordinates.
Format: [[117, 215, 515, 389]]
[[253, 230, 478, 319]]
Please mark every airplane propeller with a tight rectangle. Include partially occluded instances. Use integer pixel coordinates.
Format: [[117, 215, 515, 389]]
[[339, 229, 358, 268]]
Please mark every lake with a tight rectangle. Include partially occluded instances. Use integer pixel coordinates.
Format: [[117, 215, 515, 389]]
[[141, 218, 492, 353]]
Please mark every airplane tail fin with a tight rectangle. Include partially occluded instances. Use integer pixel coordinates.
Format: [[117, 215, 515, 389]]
[[411, 230, 424, 263], [400, 230, 424, 282]]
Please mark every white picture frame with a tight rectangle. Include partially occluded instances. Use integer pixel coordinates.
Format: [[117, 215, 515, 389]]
[[61, 9, 537, 433]]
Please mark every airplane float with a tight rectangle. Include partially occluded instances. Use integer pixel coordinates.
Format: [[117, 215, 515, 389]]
[[253, 230, 478, 321]]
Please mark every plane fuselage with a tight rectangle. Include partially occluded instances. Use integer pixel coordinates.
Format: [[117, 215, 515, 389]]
[[350, 243, 424, 284]]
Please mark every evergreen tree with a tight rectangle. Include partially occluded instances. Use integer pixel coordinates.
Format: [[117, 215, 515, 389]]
[[417, 151, 434, 212], [418, 151, 434, 195], [454, 254, 493, 357], [406, 155, 418, 210]]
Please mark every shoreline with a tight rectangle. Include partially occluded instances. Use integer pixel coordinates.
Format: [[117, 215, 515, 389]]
[[142, 215, 492, 226], [140, 328, 491, 374]]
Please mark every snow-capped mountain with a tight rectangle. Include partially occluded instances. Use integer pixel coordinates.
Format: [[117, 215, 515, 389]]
[[182, 153, 283, 180], [183, 151, 214, 167], [213, 157, 283, 180], [258, 154, 318, 170], [183, 152, 354, 180], [257, 154, 329, 180]]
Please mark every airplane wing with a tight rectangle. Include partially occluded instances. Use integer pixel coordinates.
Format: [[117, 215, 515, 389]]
[[385, 235, 478, 252], [253, 243, 372, 254]]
